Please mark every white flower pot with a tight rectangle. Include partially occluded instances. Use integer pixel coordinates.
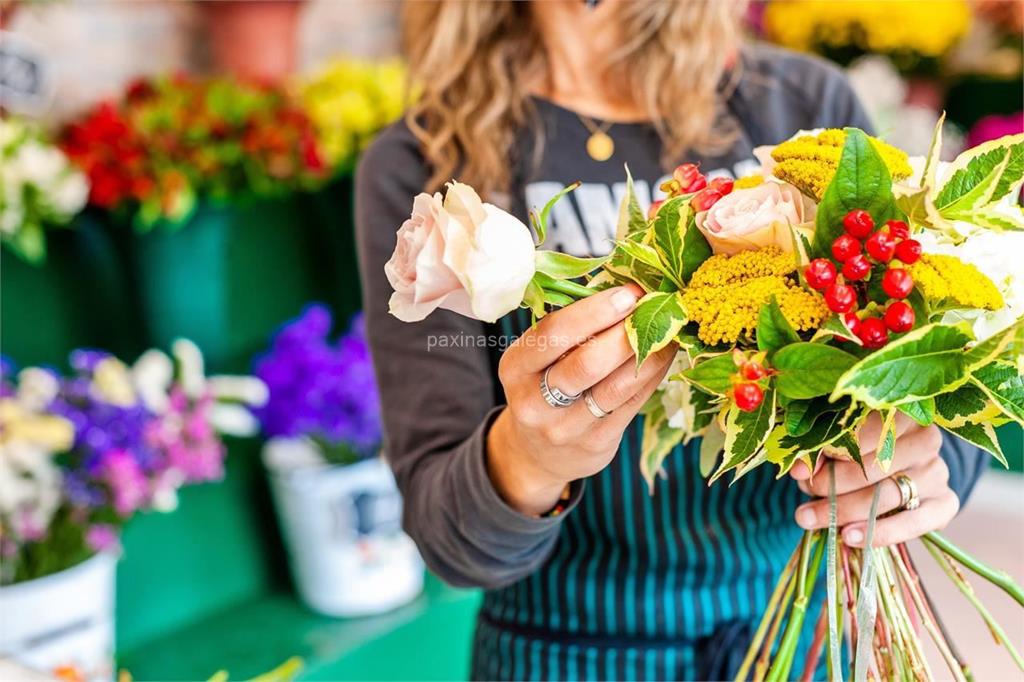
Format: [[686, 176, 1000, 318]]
[[0, 552, 117, 681], [263, 438, 424, 617]]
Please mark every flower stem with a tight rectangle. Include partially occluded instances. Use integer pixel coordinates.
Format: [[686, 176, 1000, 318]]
[[767, 531, 826, 682], [542, 278, 596, 300], [735, 545, 801, 682], [925, 540, 1024, 672], [923, 531, 1024, 607]]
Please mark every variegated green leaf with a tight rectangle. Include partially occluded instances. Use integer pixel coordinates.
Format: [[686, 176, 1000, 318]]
[[616, 166, 648, 240], [757, 296, 801, 357], [943, 149, 1012, 218], [971, 361, 1024, 425], [522, 279, 546, 319], [966, 316, 1024, 370], [936, 133, 1024, 209], [699, 420, 726, 478], [832, 324, 974, 408], [821, 431, 862, 467], [897, 397, 936, 426], [934, 383, 999, 428], [530, 181, 580, 245], [774, 343, 859, 399], [651, 196, 689, 288], [640, 405, 684, 493], [712, 388, 775, 482], [875, 410, 897, 470], [942, 422, 1007, 467], [681, 211, 713, 282], [614, 239, 668, 275], [626, 292, 686, 370]]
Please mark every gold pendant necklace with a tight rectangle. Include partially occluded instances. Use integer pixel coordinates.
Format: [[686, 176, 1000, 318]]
[[578, 114, 615, 162]]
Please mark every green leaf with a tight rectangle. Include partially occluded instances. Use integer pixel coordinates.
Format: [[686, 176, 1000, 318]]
[[773, 343, 860, 399], [812, 128, 899, 259], [3, 223, 47, 265], [832, 324, 974, 408], [875, 410, 897, 471], [942, 422, 1007, 467], [936, 134, 1024, 209], [770, 406, 855, 477], [614, 239, 668, 275], [639, 405, 684, 493], [616, 166, 647, 240], [625, 292, 687, 370], [813, 313, 862, 345], [531, 181, 580, 245], [942, 149, 1012, 218], [822, 431, 862, 468], [522, 279, 546, 319], [691, 387, 719, 432], [713, 388, 776, 482], [784, 396, 849, 437], [898, 398, 936, 426], [965, 316, 1024, 370], [651, 196, 688, 287], [681, 212, 713, 283], [678, 352, 737, 396], [757, 297, 801, 357], [971, 361, 1024, 425], [534, 251, 607, 279], [934, 383, 997, 428]]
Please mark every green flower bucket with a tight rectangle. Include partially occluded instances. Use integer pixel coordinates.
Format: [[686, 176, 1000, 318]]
[[131, 196, 328, 373], [303, 174, 363, 319], [1, 212, 141, 368]]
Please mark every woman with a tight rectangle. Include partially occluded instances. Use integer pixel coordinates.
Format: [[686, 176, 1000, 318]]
[[356, 2, 985, 679]]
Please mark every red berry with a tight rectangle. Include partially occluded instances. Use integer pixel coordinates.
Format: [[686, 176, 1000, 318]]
[[843, 209, 875, 238], [831, 234, 862, 262], [883, 301, 915, 333], [843, 312, 862, 335], [865, 231, 896, 262], [894, 239, 921, 264], [824, 282, 857, 313], [734, 382, 764, 412], [886, 220, 910, 240], [841, 254, 872, 281], [804, 258, 837, 290], [858, 317, 889, 349], [691, 188, 723, 212], [673, 163, 707, 194], [742, 361, 767, 381], [882, 268, 914, 299], [707, 176, 734, 195]]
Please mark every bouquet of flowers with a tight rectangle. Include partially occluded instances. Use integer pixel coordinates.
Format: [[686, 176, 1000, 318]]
[[299, 58, 406, 172], [60, 75, 330, 229], [254, 305, 382, 466], [383, 122, 1024, 680], [0, 117, 89, 264], [0, 341, 266, 585]]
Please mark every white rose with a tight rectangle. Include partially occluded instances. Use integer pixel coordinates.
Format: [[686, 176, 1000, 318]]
[[695, 180, 816, 255], [659, 352, 699, 434], [386, 181, 536, 323]]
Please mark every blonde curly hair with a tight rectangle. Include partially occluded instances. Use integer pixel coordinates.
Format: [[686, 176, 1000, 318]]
[[401, 0, 749, 197]]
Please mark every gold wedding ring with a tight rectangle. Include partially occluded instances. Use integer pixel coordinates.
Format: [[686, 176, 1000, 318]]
[[583, 389, 611, 419], [892, 473, 920, 512]]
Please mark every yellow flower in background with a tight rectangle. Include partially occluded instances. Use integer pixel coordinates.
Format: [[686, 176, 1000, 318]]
[[299, 59, 407, 168], [733, 175, 765, 190], [770, 129, 912, 201], [682, 247, 830, 345], [0, 400, 74, 451], [906, 254, 1004, 311], [765, 0, 971, 60]]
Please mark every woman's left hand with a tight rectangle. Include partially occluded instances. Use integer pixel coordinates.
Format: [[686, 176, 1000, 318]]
[[789, 412, 960, 548]]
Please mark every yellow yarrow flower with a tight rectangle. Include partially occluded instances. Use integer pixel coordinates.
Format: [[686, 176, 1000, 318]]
[[771, 129, 912, 201], [733, 174, 764, 190], [682, 247, 830, 345], [906, 254, 1004, 311]]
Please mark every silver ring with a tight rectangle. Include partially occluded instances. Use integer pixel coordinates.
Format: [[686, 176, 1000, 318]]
[[540, 366, 581, 408], [583, 389, 611, 419], [893, 473, 920, 511]]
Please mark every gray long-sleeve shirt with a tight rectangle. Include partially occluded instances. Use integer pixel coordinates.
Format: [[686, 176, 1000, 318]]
[[355, 43, 988, 598]]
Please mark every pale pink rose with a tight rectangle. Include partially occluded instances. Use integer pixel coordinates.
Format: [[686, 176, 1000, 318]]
[[695, 181, 816, 255], [385, 182, 536, 323]]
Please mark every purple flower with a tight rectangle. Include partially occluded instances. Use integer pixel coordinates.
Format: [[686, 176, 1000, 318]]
[[145, 388, 226, 483], [95, 449, 150, 516], [86, 524, 121, 552], [967, 113, 1024, 148], [254, 305, 382, 455]]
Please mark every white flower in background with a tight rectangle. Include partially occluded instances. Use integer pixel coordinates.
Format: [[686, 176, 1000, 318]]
[[917, 230, 1024, 340], [15, 367, 60, 412]]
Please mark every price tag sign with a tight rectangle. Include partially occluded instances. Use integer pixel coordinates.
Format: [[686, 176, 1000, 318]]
[[0, 31, 52, 115]]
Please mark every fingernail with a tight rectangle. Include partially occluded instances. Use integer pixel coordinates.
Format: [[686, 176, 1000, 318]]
[[845, 528, 864, 546], [612, 289, 638, 312], [797, 506, 817, 529]]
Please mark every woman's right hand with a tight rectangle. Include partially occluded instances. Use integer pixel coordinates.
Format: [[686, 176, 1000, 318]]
[[487, 285, 677, 515]]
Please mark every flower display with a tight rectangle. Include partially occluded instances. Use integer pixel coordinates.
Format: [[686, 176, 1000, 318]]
[[0, 118, 90, 264], [383, 124, 1024, 680], [61, 75, 330, 228], [0, 342, 266, 585], [385, 182, 537, 323], [299, 58, 406, 169], [764, 0, 972, 70], [254, 305, 381, 462]]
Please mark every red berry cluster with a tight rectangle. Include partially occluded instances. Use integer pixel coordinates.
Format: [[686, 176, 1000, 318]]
[[803, 210, 921, 348], [731, 351, 772, 412], [657, 163, 735, 215]]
